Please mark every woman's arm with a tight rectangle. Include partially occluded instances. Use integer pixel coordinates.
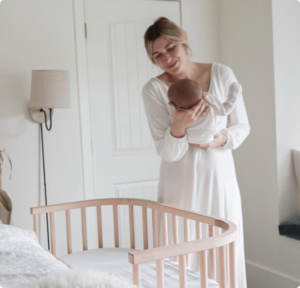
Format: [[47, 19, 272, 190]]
[[142, 81, 208, 162], [142, 82, 188, 162], [220, 67, 250, 150]]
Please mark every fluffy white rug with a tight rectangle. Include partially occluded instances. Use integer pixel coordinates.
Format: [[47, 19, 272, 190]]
[[0, 224, 68, 287], [18, 269, 138, 288]]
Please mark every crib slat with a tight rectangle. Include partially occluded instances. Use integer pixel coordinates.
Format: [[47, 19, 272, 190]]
[[152, 209, 158, 248], [156, 259, 164, 288], [184, 218, 190, 267], [33, 214, 39, 241], [179, 254, 187, 288], [113, 204, 119, 248], [143, 206, 148, 250], [196, 221, 201, 273], [197, 222, 208, 288], [209, 225, 216, 281], [81, 207, 87, 250], [66, 210, 72, 254], [229, 241, 237, 288], [133, 264, 141, 286], [172, 215, 179, 262], [226, 244, 230, 287], [97, 205, 103, 248], [49, 212, 56, 255], [162, 212, 168, 246], [200, 250, 208, 288], [223, 229, 229, 287], [129, 205, 135, 249], [219, 245, 226, 288]]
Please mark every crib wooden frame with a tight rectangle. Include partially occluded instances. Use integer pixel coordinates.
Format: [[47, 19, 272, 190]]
[[31, 198, 237, 288]]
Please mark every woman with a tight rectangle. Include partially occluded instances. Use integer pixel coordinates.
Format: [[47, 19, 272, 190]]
[[142, 17, 250, 287]]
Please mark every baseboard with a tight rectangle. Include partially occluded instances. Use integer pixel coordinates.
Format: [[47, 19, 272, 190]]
[[246, 261, 300, 288]]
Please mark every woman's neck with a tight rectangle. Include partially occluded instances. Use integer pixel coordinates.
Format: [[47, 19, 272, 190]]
[[167, 61, 199, 82]]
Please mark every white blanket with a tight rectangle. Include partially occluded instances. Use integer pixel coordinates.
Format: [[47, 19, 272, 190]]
[[18, 269, 137, 288], [0, 223, 68, 287]]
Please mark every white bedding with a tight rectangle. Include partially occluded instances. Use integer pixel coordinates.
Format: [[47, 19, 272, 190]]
[[0, 223, 68, 287], [61, 248, 220, 288], [0, 223, 219, 288]]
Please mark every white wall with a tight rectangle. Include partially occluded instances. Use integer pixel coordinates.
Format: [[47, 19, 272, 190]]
[[181, 0, 221, 63], [0, 0, 85, 256], [219, 0, 300, 287], [272, 0, 300, 223]]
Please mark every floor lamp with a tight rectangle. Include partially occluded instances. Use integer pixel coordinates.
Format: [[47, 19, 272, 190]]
[[29, 70, 71, 250]]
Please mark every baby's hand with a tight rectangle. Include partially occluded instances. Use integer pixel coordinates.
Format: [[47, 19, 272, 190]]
[[169, 100, 209, 138]]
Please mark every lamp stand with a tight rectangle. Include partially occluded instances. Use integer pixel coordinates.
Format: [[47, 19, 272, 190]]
[[39, 109, 53, 251]]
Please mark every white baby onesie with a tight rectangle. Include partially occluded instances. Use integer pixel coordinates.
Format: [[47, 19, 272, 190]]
[[186, 82, 241, 145]]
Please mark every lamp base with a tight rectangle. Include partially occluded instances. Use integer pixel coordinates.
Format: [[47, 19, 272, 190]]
[[29, 108, 54, 124]]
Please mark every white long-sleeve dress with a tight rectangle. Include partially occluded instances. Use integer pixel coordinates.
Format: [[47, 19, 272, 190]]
[[142, 63, 250, 288]]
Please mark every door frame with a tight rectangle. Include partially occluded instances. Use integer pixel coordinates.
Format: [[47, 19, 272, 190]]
[[72, 0, 94, 200]]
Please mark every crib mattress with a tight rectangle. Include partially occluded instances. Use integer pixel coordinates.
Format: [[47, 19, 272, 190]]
[[60, 248, 219, 288]]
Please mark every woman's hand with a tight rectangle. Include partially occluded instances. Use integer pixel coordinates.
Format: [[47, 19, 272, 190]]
[[169, 99, 209, 138], [190, 133, 227, 151]]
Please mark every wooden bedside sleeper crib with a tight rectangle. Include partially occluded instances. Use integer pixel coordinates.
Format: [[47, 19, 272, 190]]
[[31, 198, 238, 288]]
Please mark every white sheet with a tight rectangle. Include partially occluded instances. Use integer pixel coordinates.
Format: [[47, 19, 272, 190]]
[[0, 223, 68, 287], [61, 247, 219, 288]]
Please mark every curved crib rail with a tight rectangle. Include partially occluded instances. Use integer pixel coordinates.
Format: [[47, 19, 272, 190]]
[[31, 198, 237, 288]]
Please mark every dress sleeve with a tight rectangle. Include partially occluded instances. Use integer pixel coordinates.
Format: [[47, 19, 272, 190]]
[[142, 81, 189, 162], [220, 66, 251, 150]]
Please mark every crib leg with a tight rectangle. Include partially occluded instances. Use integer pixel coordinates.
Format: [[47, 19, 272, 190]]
[[229, 242, 237, 288], [219, 245, 226, 288], [226, 244, 229, 287], [156, 259, 164, 288], [133, 264, 141, 287], [179, 255, 187, 288], [200, 250, 208, 288]]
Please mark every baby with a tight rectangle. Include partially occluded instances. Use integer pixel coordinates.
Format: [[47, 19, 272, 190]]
[[167, 78, 241, 145]]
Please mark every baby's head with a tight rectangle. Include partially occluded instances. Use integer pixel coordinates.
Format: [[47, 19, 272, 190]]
[[168, 79, 203, 109]]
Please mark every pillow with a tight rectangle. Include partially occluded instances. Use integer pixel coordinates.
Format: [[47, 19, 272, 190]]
[[292, 149, 300, 189]]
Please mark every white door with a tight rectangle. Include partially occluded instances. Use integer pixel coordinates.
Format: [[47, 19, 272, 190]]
[[85, 0, 181, 249]]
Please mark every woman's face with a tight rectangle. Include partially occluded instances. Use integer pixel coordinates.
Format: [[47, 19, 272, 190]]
[[151, 37, 188, 75]]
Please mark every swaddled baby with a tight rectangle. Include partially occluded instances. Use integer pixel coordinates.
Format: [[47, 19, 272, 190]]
[[168, 78, 241, 145]]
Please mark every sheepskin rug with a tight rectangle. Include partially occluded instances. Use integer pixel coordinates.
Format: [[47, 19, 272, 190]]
[[18, 269, 138, 288]]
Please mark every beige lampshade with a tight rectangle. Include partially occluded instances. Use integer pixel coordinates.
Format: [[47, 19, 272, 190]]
[[29, 70, 71, 109]]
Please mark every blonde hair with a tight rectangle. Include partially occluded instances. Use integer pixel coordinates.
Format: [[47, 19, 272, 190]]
[[144, 17, 191, 64]]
